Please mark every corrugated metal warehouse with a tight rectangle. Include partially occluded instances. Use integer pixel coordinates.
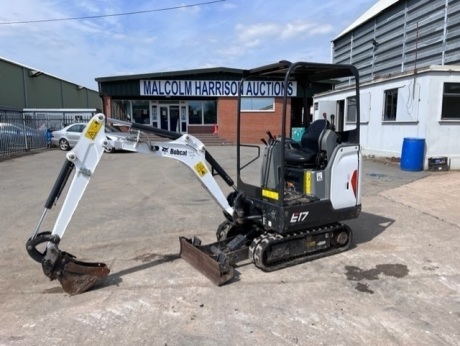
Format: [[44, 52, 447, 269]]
[[0, 57, 101, 157], [315, 0, 460, 169], [0, 57, 101, 111]]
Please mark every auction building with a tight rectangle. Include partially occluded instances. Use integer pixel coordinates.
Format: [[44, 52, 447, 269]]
[[96, 68, 332, 144]]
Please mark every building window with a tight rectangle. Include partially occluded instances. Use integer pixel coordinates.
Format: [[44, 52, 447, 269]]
[[188, 100, 217, 124], [203, 101, 217, 124], [346, 96, 357, 122], [188, 101, 202, 124], [241, 97, 274, 111], [112, 100, 132, 120], [132, 100, 150, 124], [384, 89, 398, 121], [441, 83, 460, 120]]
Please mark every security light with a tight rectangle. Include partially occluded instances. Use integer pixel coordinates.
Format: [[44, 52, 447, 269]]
[[29, 70, 43, 77]]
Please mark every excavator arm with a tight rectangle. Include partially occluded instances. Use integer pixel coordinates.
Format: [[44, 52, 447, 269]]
[[26, 113, 236, 294]]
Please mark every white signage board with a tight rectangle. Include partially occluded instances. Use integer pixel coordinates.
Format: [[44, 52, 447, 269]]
[[140, 80, 297, 97]]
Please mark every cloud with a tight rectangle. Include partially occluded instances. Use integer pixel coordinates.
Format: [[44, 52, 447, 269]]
[[236, 20, 334, 47], [280, 21, 334, 39], [0, 0, 377, 89]]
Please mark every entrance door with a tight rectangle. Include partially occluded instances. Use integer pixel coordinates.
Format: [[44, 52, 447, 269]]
[[159, 105, 181, 132], [160, 106, 168, 130], [169, 106, 180, 132]]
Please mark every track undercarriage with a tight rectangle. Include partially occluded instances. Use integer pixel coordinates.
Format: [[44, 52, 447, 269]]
[[179, 221, 352, 285]]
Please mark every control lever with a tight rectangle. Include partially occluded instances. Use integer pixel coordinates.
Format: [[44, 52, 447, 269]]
[[266, 131, 275, 145], [266, 130, 274, 141]]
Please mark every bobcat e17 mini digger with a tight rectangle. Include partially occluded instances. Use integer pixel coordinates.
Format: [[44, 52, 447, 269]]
[[26, 61, 362, 295]]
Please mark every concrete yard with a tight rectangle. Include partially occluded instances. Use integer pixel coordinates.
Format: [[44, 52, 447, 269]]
[[0, 147, 459, 345]]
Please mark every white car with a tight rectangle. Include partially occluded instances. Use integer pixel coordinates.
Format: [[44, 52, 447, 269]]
[[51, 123, 131, 152], [104, 125, 133, 153]]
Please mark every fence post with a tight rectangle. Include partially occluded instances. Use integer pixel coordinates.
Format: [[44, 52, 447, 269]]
[[22, 112, 30, 151]]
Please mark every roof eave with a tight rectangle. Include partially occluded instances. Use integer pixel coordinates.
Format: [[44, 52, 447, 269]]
[[96, 67, 244, 83], [333, 0, 400, 41]]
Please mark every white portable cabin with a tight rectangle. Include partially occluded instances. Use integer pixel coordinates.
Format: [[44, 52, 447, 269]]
[[314, 65, 460, 170]]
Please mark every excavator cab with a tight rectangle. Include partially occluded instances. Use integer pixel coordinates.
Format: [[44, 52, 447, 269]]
[[237, 61, 361, 231]]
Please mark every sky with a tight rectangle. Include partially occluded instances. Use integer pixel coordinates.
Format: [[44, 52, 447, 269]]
[[0, 0, 378, 90]]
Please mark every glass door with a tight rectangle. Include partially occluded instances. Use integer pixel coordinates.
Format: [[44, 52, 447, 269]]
[[150, 102, 158, 127], [169, 106, 180, 132], [160, 106, 168, 130], [157, 104, 186, 133]]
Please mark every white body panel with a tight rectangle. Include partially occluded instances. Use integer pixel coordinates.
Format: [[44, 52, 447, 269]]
[[330, 145, 361, 209]]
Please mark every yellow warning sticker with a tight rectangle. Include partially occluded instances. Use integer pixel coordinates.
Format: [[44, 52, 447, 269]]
[[304, 171, 312, 195], [262, 189, 279, 200], [194, 161, 208, 177], [84, 119, 102, 140]]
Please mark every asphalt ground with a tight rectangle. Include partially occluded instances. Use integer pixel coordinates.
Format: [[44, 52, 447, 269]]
[[0, 147, 459, 346]]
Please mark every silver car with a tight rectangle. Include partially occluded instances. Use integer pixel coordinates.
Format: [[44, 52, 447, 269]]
[[51, 123, 86, 151], [51, 123, 131, 152]]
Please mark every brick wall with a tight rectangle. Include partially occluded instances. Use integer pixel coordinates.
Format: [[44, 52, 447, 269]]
[[103, 96, 111, 118], [102, 96, 292, 143], [217, 97, 291, 144]]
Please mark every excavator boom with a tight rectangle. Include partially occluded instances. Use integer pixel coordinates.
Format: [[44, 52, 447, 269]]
[[26, 113, 236, 294]]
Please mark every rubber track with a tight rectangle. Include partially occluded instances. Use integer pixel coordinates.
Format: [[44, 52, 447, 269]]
[[251, 223, 352, 272]]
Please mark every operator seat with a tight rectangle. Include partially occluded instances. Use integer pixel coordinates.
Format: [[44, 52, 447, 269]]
[[285, 119, 330, 167]]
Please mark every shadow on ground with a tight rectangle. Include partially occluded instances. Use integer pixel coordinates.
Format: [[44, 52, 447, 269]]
[[346, 211, 394, 246]]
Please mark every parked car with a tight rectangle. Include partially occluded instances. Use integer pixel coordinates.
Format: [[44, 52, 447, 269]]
[[0, 123, 44, 151], [104, 125, 133, 153], [51, 123, 87, 151], [51, 123, 131, 152]]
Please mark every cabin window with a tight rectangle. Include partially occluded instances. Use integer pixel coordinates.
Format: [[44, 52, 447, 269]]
[[383, 88, 398, 121], [441, 83, 460, 120], [346, 96, 357, 122]]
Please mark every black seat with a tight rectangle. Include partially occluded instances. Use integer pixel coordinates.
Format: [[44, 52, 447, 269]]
[[285, 119, 329, 167]]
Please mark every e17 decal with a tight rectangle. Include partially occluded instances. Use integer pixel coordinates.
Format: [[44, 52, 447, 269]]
[[290, 211, 309, 223]]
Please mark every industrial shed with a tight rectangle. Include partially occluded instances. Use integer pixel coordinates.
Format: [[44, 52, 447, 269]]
[[0, 57, 101, 112], [315, 0, 460, 169], [0, 56, 102, 157]]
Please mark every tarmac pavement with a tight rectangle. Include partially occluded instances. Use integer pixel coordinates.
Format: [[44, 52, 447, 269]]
[[0, 147, 459, 345]]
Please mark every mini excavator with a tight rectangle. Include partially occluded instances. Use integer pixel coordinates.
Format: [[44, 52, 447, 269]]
[[26, 61, 362, 294]]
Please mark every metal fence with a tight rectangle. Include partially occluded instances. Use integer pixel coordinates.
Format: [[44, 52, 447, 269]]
[[0, 109, 92, 158]]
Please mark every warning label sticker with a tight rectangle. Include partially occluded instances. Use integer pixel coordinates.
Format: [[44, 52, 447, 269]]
[[194, 161, 208, 177], [84, 119, 102, 140]]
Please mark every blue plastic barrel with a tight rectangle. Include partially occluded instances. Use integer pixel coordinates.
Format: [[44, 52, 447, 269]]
[[400, 138, 425, 171]]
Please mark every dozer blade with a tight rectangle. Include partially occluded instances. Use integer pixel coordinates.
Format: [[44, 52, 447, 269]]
[[56, 256, 110, 295], [179, 237, 235, 286]]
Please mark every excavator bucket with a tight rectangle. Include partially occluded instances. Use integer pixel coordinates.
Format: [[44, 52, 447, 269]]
[[55, 256, 110, 295], [26, 233, 109, 295], [179, 236, 250, 286]]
